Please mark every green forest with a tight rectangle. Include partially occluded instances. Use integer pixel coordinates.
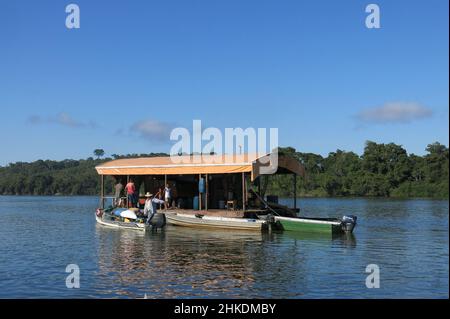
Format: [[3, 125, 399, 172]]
[[0, 141, 448, 199]]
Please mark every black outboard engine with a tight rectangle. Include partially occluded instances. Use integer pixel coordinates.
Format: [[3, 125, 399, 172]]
[[148, 213, 166, 230], [341, 215, 357, 233], [265, 213, 275, 224]]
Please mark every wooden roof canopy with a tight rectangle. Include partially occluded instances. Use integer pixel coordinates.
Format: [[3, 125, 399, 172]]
[[95, 153, 305, 181]]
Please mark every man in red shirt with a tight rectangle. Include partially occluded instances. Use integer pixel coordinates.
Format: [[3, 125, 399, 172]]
[[125, 179, 136, 208]]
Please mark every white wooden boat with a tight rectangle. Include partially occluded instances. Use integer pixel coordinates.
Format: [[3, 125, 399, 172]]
[[95, 214, 149, 231], [166, 212, 267, 231], [95, 208, 166, 232]]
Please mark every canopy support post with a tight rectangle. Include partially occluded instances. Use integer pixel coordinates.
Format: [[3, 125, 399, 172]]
[[293, 173, 297, 210], [199, 174, 202, 211], [100, 175, 105, 209], [164, 174, 168, 209], [242, 172, 246, 212], [205, 173, 208, 211], [126, 175, 130, 208]]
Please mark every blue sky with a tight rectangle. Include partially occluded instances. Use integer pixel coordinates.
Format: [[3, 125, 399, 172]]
[[0, 0, 448, 165]]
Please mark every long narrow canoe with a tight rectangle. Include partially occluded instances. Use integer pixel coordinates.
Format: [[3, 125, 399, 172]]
[[166, 213, 267, 231], [275, 215, 357, 234]]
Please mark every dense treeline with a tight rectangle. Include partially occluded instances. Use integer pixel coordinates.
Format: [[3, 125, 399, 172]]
[[0, 142, 448, 198], [269, 141, 449, 198], [0, 153, 167, 196]]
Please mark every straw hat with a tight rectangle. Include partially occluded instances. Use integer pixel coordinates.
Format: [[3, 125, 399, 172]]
[[144, 192, 153, 197]]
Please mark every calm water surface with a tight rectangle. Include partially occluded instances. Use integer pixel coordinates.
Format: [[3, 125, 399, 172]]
[[0, 196, 448, 298]]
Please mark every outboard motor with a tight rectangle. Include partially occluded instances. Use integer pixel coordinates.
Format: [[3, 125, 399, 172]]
[[341, 215, 357, 233], [265, 213, 275, 224], [148, 212, 166, 230]]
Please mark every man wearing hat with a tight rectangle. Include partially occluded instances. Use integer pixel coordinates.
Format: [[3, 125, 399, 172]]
[[143, 191, 165, 224]]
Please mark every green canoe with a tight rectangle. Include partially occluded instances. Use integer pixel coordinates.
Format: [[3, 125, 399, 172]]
[[274, 215, 357, 234]]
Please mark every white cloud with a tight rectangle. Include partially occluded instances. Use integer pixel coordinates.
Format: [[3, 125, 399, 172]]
[[27, 112, 97, 128], [130, 119, 174, 142], [357, 102, 433, 124], [53, 112, 83, 127]]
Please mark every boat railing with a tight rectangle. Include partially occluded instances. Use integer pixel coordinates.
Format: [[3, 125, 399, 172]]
[[99, 196, 127, 209]]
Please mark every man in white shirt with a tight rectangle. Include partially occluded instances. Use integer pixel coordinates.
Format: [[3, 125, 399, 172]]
[[164, 184, 172, 209], [114, 181, 123, 207], [143, 192, 165, 224]]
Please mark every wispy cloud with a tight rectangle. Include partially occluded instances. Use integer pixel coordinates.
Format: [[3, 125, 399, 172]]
[[356, 102, 433, 124], [27, 112, 98, 129], [130, 119, 175, 143]]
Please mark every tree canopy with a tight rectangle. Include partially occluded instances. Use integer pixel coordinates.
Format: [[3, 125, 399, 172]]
[[93, 149, 105, 159], [268, 141, 448, 198]]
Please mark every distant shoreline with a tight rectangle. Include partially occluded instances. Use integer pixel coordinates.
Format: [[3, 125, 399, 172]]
[[0, 194, 447, 200]]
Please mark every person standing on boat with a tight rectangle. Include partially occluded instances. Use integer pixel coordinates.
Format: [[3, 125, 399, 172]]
[[171, 183, 178, 208], [143, 192, 165, 223], [125, 179, 136, 208], [164, 183, 172, 209], [157, 186, 164, 209], [114, 180, 123, 207]]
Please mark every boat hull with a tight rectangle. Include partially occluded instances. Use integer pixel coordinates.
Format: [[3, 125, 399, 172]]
[[95, 214, 149, 231], [275, 216, 356, 234], [166, 213, 266, 231], [95, 206, 167, 232]]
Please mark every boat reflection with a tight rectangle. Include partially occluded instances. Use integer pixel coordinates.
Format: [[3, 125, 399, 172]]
[[94, 225, 356, 298], [281, 230, 357, 247], [95, 225, 266, 298]]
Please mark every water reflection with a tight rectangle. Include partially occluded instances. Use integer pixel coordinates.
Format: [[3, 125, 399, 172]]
[[95, 225, 269, 298], [94, 224, 359, 298], [282, 231, 356, 246]]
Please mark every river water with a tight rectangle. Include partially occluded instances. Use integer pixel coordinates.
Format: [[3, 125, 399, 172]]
[[0, 196, 448, 298]]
